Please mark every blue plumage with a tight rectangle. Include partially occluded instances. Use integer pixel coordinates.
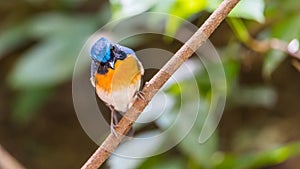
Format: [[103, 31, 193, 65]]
[[90, 37, 112, 63], [90, 37, 135, 63]]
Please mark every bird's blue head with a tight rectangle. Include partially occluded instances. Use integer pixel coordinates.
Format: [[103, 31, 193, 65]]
[[90, 37, 135, 74]]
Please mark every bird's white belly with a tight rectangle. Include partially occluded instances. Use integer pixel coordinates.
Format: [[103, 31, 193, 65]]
[[96, 80, 141, 112]]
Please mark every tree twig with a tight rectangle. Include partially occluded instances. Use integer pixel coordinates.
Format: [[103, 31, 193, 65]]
[[81, 0, 241, 168], [227, 18, 300, 60], [0, 145, 26, 169], [243, 37, 300, 59], [269, 38, 300, 59]]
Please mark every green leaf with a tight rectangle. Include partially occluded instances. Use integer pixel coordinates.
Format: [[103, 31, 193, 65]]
[[222, 59, 240, 95], [271, 15, 300, 41], [207, 0, 265, 22], [230, 0, 265, 22], [265, 0, 300, 17], [263, 49, 285, 77], [217, 142, 300, 169], [227, 18, 250, 43], [27, 13, 98, 38], [138, 154, 186, 169], [7, 14, 95, 89], [8, 36, 77, 88], [110, 0, 159, 19], [28, 14, 83, 38], [140, 157, 185, 169], [169, 0, 207, 18], [7, 33, 90, 89], [0, 13, 95, 59], [0, 22, 31, 58], [166, 0, 207, 36]]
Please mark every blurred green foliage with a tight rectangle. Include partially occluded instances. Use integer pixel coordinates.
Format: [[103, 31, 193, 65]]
[[1, 0, 300, 168], [7, 14, 96, 88], [0, 1, 111, 123]]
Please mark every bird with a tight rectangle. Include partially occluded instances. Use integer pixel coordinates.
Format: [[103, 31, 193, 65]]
[[89, 37, 144, 134]]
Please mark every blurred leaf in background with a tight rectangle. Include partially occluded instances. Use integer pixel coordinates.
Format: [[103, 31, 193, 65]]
[[0, 2, 110, 123], [7, 14, 96, 89], [215, 142, 300, 169], [206, 0, 265, 22]]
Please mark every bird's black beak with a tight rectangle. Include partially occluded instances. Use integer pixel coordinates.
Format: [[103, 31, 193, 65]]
[[108, 57, 115, 69]]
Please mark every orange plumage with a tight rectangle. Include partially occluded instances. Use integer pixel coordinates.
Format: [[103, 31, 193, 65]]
[[94, 55, 143, 112], [95, 55, 142, 93]]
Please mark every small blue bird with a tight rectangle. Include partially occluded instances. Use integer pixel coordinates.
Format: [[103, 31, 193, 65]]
[[90, 37, 144, 133]]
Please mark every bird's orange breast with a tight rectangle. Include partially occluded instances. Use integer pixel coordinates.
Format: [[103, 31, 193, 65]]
[[95, 55, 142, 93]]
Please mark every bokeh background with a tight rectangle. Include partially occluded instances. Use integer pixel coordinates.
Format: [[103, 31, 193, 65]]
[[1, 0, 300, 169]]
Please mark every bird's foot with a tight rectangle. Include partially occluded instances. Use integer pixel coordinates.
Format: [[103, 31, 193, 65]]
[[110, 124, 118, 137], [108, 105, 119, 137], [136, 91, 146, 103]]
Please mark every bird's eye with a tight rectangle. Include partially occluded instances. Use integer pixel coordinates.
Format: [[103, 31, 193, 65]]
[[111, 45, 116, 51]]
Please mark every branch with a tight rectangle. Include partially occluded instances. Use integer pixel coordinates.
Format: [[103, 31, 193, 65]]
[[0, 145, 26, 169], [81, 0, 241, 168], [244, 37, 300, 60], [227, 18, 300, 60]]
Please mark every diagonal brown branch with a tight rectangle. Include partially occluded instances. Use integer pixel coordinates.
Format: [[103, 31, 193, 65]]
[[0, 145, 26, 169], [81, 0, 240, 168]]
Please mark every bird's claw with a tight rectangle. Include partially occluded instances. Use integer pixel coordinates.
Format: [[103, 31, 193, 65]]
[[136, 91, 146, 103], [108, 104, 119, 137], [110, 124, 118, 137]]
